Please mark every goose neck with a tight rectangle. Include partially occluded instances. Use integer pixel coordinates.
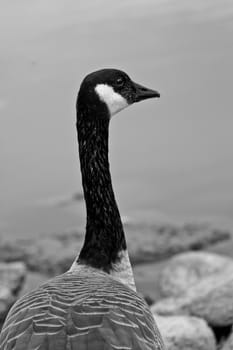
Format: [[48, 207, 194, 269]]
[[76, 116, 126, 272]]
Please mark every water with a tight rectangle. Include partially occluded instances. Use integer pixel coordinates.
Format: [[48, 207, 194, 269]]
[[1, 0, 233, 237]]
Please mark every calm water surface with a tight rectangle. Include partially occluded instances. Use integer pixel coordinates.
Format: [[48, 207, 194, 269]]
[[1, 0, 233, 237]]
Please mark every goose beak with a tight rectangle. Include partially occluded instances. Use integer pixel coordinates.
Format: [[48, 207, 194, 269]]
[[133, 82, 160, 102]]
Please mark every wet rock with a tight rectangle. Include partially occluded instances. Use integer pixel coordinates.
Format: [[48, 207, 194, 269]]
[[155, 314, 216, 350], [152, 253, 233, 326], [159, 252, 233, 298]]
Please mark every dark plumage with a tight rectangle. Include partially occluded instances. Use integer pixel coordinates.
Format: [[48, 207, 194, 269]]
[[77, 117, 126, 271], [0, 69, 164, 350]]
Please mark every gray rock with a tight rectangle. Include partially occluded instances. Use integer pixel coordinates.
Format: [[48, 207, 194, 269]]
[[126, 222, 230, 265], [0, 286, 14, 321], [159, 252, 233, 298], [220, 328, 233, 350], [0, 262, 26, 295], [0, 223, 230, 275], [0, 262, 26, 321], [152, 253, 233, 326], [154, 314, 216, 350], [0, 233, 83, 275], [221, 339, 231, 350]]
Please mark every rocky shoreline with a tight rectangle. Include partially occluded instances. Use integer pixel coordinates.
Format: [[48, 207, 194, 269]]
[[0, 221, 233, 349], [0, 221, 229, 275]]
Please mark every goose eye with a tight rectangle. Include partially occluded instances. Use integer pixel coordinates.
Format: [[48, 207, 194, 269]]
[[115, 77, 125, 87]]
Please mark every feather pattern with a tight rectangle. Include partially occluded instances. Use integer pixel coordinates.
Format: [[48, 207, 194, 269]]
[[0, 266, 164, 350]]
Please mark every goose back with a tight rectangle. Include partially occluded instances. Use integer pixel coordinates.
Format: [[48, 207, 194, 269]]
[[0, 266, 164, 350]]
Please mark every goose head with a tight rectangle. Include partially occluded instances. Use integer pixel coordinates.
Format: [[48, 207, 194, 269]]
[[77, 68, 160, 119]]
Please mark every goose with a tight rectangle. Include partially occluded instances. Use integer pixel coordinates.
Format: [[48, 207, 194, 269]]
[[0, 68, 165, 350]]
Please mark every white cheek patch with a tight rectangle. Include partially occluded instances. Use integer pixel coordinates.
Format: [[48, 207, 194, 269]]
[[95, 84, 129, 116]]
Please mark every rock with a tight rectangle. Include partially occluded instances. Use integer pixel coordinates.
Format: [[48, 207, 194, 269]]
[[213, 325, 233, 350], [0, 286, 15, 322], [0, 223, 230, 276], [0, 262, 26, 322], [126, 222, 230, 265], [154, 314, 216, 350], [158, 252, 233, 298], [0, 232, 83, 276], [221, 335, 233, 350], [0, 262, 26, 295], [152, 253, 233, 326]]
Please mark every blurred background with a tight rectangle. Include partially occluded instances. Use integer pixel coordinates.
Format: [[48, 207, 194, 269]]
[[1, 3, 233, 345], [1, 0, 233, 237]]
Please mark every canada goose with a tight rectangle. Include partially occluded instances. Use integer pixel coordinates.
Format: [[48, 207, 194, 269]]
[[0, 69, 164, 350]]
